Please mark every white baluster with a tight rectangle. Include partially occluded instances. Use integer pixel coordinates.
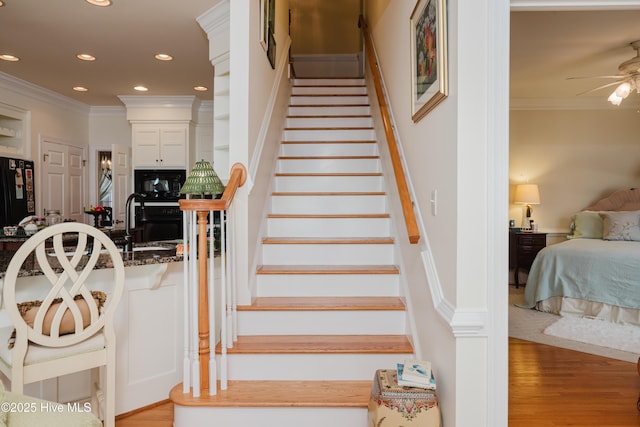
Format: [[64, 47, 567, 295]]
[[208, 209, 217, 395], [220, 209, 228, 390], [182, 210, 190, 393], [189, 210, 200, 397]]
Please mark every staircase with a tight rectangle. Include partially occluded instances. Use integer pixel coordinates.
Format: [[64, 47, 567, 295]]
[[172, 78, 414, 427]]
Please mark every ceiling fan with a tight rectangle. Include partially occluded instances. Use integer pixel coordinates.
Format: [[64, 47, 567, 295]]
[[568, 40, 640, 106]]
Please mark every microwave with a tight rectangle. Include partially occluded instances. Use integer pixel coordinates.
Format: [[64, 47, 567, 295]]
[[134, 169, 186, 201]]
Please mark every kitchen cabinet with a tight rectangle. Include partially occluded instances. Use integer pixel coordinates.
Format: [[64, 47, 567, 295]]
[[132, 124, 190, 169]]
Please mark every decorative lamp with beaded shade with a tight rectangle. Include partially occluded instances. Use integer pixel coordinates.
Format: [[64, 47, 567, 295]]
[[180, 159, 225, 198]]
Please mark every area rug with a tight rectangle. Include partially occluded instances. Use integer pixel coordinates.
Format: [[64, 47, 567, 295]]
[[544, 316, 640, 355], [509, 287, 639, 363]]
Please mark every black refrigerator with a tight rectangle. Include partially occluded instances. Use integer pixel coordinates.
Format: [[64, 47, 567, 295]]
[[0, 156, 36, 228]]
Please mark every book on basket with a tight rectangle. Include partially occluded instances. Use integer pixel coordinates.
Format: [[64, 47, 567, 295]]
[[402, 359, 432, 382], [397, 362, 436, 390]]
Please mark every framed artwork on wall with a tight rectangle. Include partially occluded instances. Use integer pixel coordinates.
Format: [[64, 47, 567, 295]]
[[260, 0, 276, 69], [410, 0, 448, 122]]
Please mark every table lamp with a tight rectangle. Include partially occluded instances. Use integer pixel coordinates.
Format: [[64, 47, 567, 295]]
[[514, 184, 540, 230]]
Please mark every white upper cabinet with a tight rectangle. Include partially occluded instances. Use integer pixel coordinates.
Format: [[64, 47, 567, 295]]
[[119, 96, 199, 170], [132, 124, 190, 169]]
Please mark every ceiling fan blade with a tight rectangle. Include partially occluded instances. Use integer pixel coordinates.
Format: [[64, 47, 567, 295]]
[[567, 75, 627, 80], [576, 80, 627, 96]]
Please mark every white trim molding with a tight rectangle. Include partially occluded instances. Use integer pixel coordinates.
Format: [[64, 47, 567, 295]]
[[511, 0, 640, 10]]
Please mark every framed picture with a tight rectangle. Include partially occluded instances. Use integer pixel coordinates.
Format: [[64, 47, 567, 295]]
[[410, 0, 448, 122], [260, 0, 276, 69]]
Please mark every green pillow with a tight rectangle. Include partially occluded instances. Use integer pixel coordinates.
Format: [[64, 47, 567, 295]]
[[569, 211, 603, 239]]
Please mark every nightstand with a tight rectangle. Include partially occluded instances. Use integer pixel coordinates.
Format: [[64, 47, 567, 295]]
[[509, 231, 547, 288]]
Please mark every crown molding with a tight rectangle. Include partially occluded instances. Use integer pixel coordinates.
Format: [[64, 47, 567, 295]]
[[0, 71, 90, 115], [511, 0, 640, 10], [510, 96, 640, 110]]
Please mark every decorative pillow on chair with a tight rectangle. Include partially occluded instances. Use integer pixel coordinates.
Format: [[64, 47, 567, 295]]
[[599, 211, 640, 241], [8, 291, 106, 349], [569, 211, 603, 239]]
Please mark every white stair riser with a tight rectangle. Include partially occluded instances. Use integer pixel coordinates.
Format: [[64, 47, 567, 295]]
[[285, 116, 373, 128], [271, 195, 387, 215], [256, 274, 400, 297], [236, 310, 406, 335], [275, 175, 384, 192], [280, 142, 378, 157], [222, 353, 411, 381], [290, 95, 369, 106], [288, 105, 371, 116], [291, 86, 367, 95], [277, 158, 380, 174], [261, 243, 394, 265], [267, 217, 391, 237], [174, 406, 367, 427], [283, 128, 375, 141], [293, 78, 365, 86]]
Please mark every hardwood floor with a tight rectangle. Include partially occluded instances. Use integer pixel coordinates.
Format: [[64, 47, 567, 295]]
[[115, 338, 640, 426], [509, 338, 640, 427]]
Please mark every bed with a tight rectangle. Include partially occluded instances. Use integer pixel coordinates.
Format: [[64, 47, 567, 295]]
[[522, 188, 640, 327]]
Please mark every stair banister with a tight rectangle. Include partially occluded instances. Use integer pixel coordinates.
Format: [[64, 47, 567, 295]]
[[179, 162, 248, 396], [359, 15, 420, 244]]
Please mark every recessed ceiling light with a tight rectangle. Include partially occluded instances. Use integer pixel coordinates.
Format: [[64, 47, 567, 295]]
[[0, 2, 5, 7], [155, 53, 173, 61], [85, 0, 111, 6], [194, 86, 208, 92], [73, 87, 89, 92], [77, 53, 96, 61], [134, 86, 148, 92], [0, 54, 19, 62]]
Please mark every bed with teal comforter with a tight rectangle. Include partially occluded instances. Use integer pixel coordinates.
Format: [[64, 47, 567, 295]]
[[522, 238, 640, 312]]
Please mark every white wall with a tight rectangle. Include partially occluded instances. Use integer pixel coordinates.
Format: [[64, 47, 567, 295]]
[[364, 1, 509, 426], [510, 108, 640, 233]]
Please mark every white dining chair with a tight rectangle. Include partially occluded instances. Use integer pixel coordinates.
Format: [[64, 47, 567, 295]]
[[0, 222, 124, 427]]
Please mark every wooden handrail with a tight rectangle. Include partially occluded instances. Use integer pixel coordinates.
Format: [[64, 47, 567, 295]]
[[178, 162, 247, 393], [179, 162, 248, 212], [359, 16, 420, 244]]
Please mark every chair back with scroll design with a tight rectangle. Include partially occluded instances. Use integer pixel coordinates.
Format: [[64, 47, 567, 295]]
[[0, 222, 124, 427]]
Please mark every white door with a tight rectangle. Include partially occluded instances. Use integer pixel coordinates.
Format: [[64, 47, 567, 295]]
[[41, 139, 86, 222], [67, 146, 85, 223], [111, 144, 132, 226], [41, 140, 66, 216]]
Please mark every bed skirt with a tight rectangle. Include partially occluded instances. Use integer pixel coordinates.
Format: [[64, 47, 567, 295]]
[[537, 297, 640, 327]]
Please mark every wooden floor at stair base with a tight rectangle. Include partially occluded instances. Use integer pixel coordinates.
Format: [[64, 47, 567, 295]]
[[170, 381, 371, 407]]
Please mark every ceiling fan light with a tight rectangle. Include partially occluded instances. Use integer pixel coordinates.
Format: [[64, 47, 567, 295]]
[[608, 91, 623, 106], [614, 82, 632, 98]]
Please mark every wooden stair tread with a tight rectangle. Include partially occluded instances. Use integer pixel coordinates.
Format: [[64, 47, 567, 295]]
[[278, 155, 379, 160], [271, 191, 385, 196], [275, 172, 383, 177], [284, 127, 373, 131], [262, 237, 393, 244], [268, 213, 390, 218], [170, 381, 371, 408], [256, 265, 400, 274], [281, 140, 375, 144], [240, 296, 405, 311], [287, 115, 372, 119], [216, 334, 413, 354], [287, 104, 371, 108]]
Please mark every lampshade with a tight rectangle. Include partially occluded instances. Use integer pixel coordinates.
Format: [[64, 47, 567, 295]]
[[514, 184, 540, 205], [180, 159, 225, 197]]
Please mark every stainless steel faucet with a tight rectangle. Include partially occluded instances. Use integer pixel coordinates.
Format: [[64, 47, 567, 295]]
[[123, 193, 146, 252]]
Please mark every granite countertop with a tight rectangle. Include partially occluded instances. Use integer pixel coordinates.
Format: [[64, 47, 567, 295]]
[[0, 240, 184, 279]]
